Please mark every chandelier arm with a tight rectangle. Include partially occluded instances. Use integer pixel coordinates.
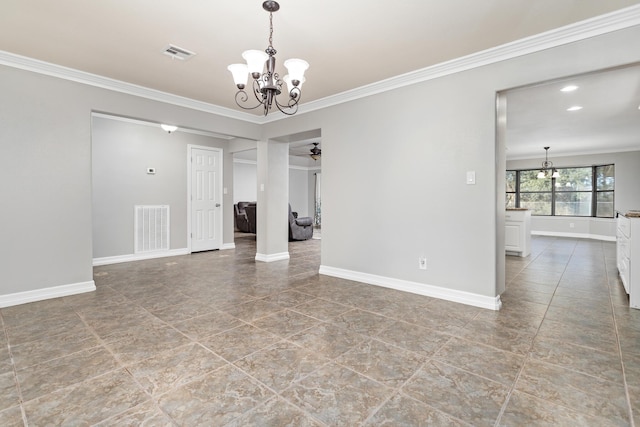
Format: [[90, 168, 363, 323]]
[[233, 88, 264, 111], [271, 85, 302, 115], [274, 101, 298, 116]]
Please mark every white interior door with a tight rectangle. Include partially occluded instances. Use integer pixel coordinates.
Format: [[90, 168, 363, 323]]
[[190, 147, 222, 252]]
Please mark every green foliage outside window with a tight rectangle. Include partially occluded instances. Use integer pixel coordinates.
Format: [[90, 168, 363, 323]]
[[505, 164, 614, 217]]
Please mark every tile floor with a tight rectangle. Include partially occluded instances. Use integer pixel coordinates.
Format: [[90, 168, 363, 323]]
[[0, 234, 638, 426]]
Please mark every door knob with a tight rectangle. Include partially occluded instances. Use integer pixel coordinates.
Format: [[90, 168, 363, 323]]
[[215, 203, 221, 207]]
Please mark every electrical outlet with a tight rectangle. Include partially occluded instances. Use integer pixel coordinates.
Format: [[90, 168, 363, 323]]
[[418, 256, 427, 270]]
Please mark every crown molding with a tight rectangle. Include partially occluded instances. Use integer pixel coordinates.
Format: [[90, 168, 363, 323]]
[[91, 112, 235, 139], [233, 157, 321, 171], [1, 5, 639, 126], [0, 50, 265, 125], [263, 5, 640, 123]]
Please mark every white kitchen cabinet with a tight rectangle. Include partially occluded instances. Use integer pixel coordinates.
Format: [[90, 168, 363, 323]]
[[617, 214, 640, 309], [505, 209, 531, 257]]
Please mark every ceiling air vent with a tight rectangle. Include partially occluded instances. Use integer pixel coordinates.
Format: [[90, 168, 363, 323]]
[[163, 44, 196, 61]]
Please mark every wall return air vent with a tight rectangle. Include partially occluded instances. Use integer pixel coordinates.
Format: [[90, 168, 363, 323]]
[[163, 44, 196, 60]]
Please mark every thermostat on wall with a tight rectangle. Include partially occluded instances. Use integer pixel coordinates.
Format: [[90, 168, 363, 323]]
[[147, 167, 156, 174]]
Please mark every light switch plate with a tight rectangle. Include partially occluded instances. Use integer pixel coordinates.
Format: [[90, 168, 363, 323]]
[[466, 171, 476, 185]]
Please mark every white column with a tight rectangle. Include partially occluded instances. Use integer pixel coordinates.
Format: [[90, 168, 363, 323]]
[[255, 139, 290, 262]]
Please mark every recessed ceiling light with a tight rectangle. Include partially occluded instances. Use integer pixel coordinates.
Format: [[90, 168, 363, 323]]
[[560, 85, 578, 92], [567, 106, 583, 111]]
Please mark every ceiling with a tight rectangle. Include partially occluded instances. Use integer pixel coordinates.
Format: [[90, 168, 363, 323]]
[[2, 1, 639, 159], [504, 64, 640, 160]]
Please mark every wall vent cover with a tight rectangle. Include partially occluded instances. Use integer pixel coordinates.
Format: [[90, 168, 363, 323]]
[[134, 205, 170, 253], [163, 44, 196, 60]]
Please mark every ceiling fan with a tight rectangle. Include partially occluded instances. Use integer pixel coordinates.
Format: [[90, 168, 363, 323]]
[[309, 142, 321, 161]]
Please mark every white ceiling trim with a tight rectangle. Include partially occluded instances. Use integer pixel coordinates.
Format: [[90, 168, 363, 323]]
[[1, 5, 639, 126], [233, 158, 321, 171], [0, 50, 264, 124], [91, 112, 235, 139], [507, 145, 640, 161], [274, 4, 640, 123]]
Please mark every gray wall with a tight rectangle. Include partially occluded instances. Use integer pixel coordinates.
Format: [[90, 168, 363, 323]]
[[1, 23, 639, 302], [233, 161, 257, 203], [289, 168, 309, 217], [0, 65, 259, 296], [233, 160, 316, 218], [92, 116, 230, 258], [262, 25, 640, 298]]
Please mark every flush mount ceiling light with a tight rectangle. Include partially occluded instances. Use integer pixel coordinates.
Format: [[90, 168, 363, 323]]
[[309, 142, 321, 161], [227, 1, 309, 116], [567, 105, 583, 111], [537, 146, 560, 179], [160, 124, 178, 133], [560, 85, 578, 92]]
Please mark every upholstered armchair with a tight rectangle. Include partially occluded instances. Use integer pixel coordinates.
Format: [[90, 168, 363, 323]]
[[234, 202, 254, 233], [244, 203, 257, 234], [288, 204, 313, 241]]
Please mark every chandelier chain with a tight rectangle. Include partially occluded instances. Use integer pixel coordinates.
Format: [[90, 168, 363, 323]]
[[268, 12, 274, 49]]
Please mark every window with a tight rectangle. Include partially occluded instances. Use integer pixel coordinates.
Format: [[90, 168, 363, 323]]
[[506, 164, 614, 217]]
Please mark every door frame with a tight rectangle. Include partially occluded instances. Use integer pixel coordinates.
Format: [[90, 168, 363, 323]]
[[187, 144, 224, 253]]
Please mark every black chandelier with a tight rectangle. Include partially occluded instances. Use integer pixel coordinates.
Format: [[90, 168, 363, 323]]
[[537, 146, 560, 179], [227, 1, 309, 116]]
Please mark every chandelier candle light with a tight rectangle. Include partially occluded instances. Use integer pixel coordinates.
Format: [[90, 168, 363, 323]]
[[537, 146, 560, 179], [227, 1, 309, 116]]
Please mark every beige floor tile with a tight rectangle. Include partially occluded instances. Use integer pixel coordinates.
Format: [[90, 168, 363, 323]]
[[288, 322, 366, 360], [499, 390, 621, 427], [158, 364, 273, 426], [172, 310, 243, 340], [126, 343, 226, 396], [200, 324, 280, 362], [336, 339, 427, 388], [516, 359, 629, 424], [0, 406, 25, 427], [0, 236, 635, 425], [433, 337, 525, 386], [281, 363, 392, 426], [364, 393, 471, 426], [402, 360, 509, 427], [23, 370, 149, 425], [529, 336, 624, 383], [234, 340, 329, 392], [226, 397, 323, 427], [17, 346, 119, 402]]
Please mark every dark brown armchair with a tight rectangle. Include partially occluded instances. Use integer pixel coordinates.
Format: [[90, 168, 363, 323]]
[[234, 202, 255, 233]]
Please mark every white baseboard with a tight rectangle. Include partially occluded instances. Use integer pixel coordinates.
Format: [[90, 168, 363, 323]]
[[221, 243, 236, 250], [0, 280, 96, 308], [319, 265, 502, 311], [531, 231, 616, 242], [255, 252, 290, 263], [93, 248, 189, 266]]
